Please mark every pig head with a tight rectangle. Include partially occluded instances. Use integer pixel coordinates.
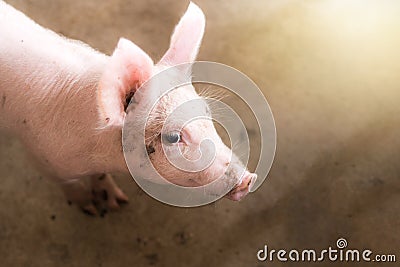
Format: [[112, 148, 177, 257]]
[[98, 3, 257, 201]]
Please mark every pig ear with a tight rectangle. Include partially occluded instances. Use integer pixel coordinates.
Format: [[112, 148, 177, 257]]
[[158, 2, 205, 66], [97, 38, 154, 128]]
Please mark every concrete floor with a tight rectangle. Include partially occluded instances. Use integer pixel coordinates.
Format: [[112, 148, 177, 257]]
[[1, 0, 400, 266]]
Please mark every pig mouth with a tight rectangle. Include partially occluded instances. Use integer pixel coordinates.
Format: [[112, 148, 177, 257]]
[[225, 173, 257, 201]]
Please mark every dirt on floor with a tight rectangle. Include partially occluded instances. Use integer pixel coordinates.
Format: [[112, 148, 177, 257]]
[[0, 0, 399, 266]]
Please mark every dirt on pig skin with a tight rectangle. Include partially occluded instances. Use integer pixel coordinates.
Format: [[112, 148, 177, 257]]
[[0, 1, 400, 267]]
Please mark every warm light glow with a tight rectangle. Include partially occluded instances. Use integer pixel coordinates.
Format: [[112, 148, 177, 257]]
[[315, 0, 400, 39]]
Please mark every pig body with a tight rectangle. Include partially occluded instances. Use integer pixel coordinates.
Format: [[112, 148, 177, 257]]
[[0, 1, 129, 212], [0, 1, 255, 213]]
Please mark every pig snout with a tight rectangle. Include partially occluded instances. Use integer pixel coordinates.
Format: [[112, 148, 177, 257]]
[[226, 173, 257, 201]]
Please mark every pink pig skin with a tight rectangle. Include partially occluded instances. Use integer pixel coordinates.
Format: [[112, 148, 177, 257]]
[[0, 1, 146, 213], [0, 1, 256, 213]]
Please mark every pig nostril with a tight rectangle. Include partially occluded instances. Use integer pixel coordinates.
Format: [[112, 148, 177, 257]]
[[247, 179, 251, 187]]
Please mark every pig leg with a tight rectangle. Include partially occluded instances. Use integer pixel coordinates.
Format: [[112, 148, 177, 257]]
[[61, 179, 98, 215], [61, 174, 128, 215], [90, 174, 129, 211]]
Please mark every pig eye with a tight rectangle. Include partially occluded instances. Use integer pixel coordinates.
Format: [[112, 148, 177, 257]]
[[162, 131, 181, 144]]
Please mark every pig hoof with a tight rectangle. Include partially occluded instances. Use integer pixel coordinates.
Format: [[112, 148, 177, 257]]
[[62, 174, 128, 216], [90, 173, 129, 212], [81, 204, 98, 216]]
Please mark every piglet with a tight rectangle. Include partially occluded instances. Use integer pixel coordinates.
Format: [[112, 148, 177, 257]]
[[0, 1, 256, 214]]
